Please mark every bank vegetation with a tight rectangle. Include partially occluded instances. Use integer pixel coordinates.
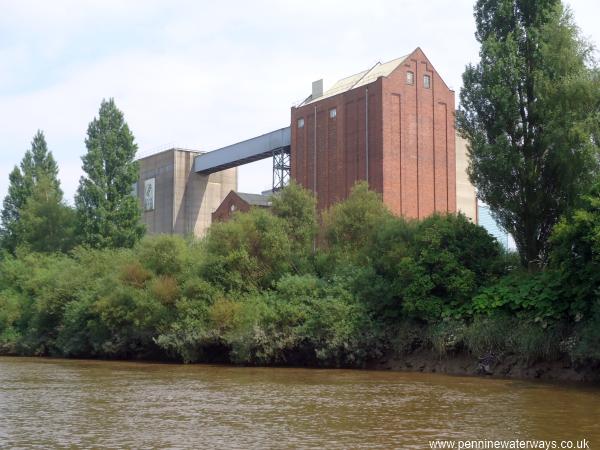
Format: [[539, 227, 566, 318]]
[[1, 182, 598, 379]]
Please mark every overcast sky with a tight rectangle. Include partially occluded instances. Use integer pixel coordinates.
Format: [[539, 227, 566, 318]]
[[1, 0, 599, 203]]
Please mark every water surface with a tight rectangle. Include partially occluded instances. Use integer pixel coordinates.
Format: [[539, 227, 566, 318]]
[[0, 357, 598, 449]]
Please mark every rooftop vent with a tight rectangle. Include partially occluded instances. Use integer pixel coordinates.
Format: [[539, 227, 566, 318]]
[[312, 79, 323, 100]]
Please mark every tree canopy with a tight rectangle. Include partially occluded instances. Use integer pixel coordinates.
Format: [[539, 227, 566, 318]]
[[75, 98, 144, 249], [17, 176, 77, 254], [458, 0, 600, 268], [0, 131, 62, 253]]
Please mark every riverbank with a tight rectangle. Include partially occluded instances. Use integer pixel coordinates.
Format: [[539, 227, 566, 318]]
[[4, 349, 599, 384], [1, 186, 599, 381], [373, 351, 600, 383]]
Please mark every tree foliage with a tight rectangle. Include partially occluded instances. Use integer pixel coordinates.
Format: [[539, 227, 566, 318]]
[[75, 98, 144, 249], [271, 181, 317, 249], [356, 213, 505, 322], [458, 0, 600, 268], [17, 176, 77, 253], [271, 180, 318, 270], [1, 180, 599, 366], [202, 208, 293, 292], [0, 131, 61, 253], [549, 182, 600, 316], [322, 182, 392, 261], [317, 183, 505, 322]]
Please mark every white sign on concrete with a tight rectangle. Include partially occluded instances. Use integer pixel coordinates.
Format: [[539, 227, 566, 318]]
[[144, 178, 155, 211]]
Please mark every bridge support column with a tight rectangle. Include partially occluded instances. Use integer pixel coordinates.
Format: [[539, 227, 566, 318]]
[[272, 148, 290, 192]]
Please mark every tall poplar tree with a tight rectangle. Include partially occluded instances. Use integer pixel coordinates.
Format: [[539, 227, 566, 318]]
[[17, 175, 77, 253], [458, 0, 600, 268], [75, 98, 144, 249], [0, 130, 61, 253]]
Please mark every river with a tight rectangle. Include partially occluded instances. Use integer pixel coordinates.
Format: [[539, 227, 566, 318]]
[[0, 357, 598, 449]]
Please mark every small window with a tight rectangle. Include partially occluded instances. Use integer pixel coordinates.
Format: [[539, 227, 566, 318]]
[[406, 71, 414, 85], [230, 204, 236, 212], [423, 74, 431, 89], [329, 108, 337, 119], [297, 118, 304, 128]]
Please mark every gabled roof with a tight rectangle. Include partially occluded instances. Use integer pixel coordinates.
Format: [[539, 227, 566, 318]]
[[236, 192, 273, 207], [300, 54, 409, 106]]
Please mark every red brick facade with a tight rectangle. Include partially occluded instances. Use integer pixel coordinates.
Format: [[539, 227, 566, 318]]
[[290, 48, 456, 218], [212, 191, 272, 223], [212, 191, 252, 222]]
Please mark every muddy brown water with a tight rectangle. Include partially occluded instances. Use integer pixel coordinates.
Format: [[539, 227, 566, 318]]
[[0, 357, 598, 449]]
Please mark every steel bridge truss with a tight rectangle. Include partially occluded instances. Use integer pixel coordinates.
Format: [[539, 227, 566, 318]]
[[272, 147, 290, 192]]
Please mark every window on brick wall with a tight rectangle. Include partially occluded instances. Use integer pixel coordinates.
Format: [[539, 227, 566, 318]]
[[297, 118, 304, 128], [423, 74, 431, 89], [406, 71, 414, 85], [329, 108, 337, 119]]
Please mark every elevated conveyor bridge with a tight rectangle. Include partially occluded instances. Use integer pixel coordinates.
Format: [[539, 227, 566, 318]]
[[194, 127, 291, 191]]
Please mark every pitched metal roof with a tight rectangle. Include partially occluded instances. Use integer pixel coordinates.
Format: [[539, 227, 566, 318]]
[[300, 55, 409, 106], [236, 192, 273, 207]]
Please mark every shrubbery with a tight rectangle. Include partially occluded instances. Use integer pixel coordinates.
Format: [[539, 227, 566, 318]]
[[322, 186, 505, 322], [0, 181, 599, 367]]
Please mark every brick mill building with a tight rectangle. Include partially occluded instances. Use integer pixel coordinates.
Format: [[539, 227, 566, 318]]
[[211, 191, 273, 223], [291, 48, 457, 218], [136, 48, 476, 235]]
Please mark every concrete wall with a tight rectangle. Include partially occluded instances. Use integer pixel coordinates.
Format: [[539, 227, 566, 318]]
[[190, 164, 237, 236], [455, 136, 478, 223], [138, 149, 176, 234], [137, 149, 237, 237], [290, 48, 456, 219]]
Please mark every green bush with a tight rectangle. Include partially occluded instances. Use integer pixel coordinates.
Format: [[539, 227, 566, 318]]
[[225, 275, 382, 367], [92, 285, 168, 358], [271, 181, 318, 272], [571, 300, 600, 362], [471, 270, 572, 324], [202, 208, 293, 291], [322, 182, 393, 262], [136, 235, 189, 276], [549, 184, 600, 317], [150, 276, 180, 305], [0, 291, 22, 354], [354, 212, 505, 322], [120, 262, 152, 288], [406, 213, 504, 320], [0, 181, 598, 368], [154, 294, 215, 363]]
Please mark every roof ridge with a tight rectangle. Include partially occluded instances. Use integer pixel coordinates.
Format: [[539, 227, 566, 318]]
[[298, 53, 409, 107], [237, 191, 271, 196]]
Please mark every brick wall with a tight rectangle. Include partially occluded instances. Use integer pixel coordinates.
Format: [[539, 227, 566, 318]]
[[291, 48, 456, 219], [211, 191, 251, 223]]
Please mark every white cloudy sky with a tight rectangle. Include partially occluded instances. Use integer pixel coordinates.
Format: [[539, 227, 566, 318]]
[[1, 0, 599, 203]]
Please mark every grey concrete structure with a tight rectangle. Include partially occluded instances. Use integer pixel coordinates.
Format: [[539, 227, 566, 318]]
[[137, 148, 236, 237], [455, 136, 478, 223]]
